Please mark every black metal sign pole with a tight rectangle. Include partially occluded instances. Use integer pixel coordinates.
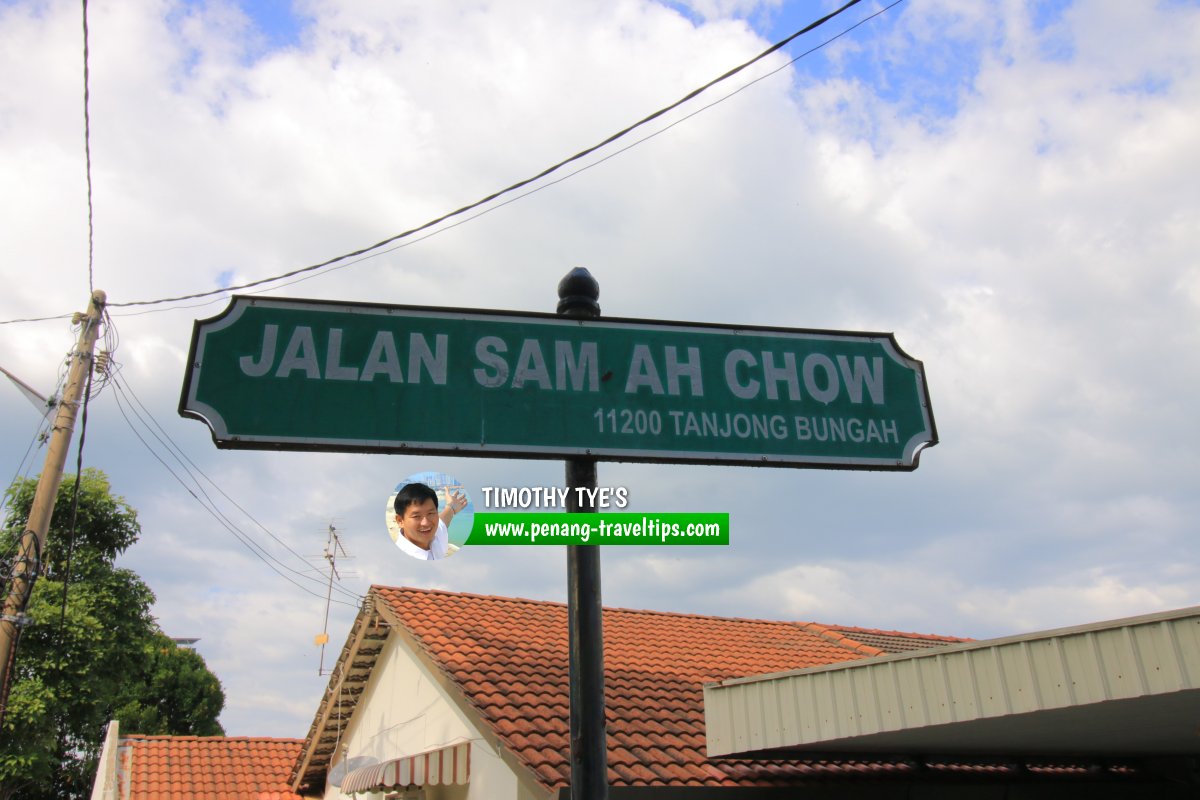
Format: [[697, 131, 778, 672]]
[[558, 268, 609, 800]]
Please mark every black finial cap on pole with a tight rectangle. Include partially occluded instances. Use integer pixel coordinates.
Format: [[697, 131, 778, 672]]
[[557, 267, 600, 318]]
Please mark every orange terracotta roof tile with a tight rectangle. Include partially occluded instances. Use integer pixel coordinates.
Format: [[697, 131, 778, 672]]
[[120, 735, 306, 800], [371, 585, 945, 790]]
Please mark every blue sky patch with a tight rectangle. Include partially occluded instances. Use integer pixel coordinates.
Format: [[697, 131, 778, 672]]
[[172, 0, 310, 61], [762, 2, 980, 126], [1030, 0, 1075, 62], [1029, 0, 1073, 32], [232, 0, 309, 50], [1116, 72, 1173, 96]]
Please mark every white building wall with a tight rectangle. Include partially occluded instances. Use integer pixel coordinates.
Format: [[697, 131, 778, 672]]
[[89, 720, 121, 800], [322, 633, 544, 800]]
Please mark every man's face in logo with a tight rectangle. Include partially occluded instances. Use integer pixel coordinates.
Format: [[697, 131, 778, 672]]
[[397, 498, 439, 551]]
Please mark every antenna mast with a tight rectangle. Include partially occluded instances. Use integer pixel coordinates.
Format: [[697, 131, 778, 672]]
[[315, 523, 348, 675]]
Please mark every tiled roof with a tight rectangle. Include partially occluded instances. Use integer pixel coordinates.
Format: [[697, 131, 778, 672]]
[[120, 735, 306, 800], [824, 624, 969, 653], [362, 586, 947, 790]]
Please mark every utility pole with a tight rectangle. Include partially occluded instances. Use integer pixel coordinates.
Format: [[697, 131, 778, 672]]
[[0, 289, 106, 715]]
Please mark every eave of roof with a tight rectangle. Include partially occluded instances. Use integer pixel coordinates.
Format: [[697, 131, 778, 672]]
[[705, 604, 1200, 760], [290, 593, 389, 791]]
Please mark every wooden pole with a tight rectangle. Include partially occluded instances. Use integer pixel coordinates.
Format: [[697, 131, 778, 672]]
[[0, 289, 106, 715]]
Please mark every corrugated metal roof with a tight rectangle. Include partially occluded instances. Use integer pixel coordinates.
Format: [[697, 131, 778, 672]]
[[705, 605, 1200, 759]]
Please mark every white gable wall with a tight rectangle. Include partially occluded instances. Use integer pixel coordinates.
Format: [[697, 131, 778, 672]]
[[323, 632, 547, 800]]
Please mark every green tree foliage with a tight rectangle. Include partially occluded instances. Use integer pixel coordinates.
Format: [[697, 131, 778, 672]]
[[0, 469, 225, 800], [112, 631, 225, 737]]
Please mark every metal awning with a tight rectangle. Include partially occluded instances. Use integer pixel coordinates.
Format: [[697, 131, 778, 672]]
[[704, 605, 1200, 758], [341, 742, 470, 795]]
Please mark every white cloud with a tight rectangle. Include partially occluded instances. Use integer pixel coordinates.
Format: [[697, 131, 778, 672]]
[[2, 0, 1198, 736], [727, 556, 1197, 638]]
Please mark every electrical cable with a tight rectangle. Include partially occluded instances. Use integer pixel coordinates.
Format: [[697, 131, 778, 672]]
[[104, 0, 868, 310], [1, 342, 74, 523], [101, 293, 233, 319], [85, 309, 118, 401], [57, 363, 94, 626], [2, 399, 61, 521], [110, 383, 361, 607], [301, 0, 911, 277], [0, 312, 87, 723], [113, 370, 361, 602], [82, 0, 96, 294], [0, 313, 75, 327], [0, 529, 36, 724], [115, 369, 348, 582], [113, 381, 360, 602], [242, 1, 909, 296], [107, 370, 361, 605], [0, 0, 900, 326]]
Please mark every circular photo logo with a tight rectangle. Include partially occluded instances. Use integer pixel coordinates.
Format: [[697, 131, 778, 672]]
[[386, 471, 474, 561]]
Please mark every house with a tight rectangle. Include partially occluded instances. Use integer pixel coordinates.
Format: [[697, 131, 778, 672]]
[[291, 587, 1200, 798], [95, 586, 1200, 798], [295, 586, 955, 798], [90, 719, 308, 799]]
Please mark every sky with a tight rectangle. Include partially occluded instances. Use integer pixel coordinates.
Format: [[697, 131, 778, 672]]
[[1, 0, 1198, 738]]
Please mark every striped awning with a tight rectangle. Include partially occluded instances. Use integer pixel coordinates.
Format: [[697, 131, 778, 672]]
[[341, 743, 470, 794]]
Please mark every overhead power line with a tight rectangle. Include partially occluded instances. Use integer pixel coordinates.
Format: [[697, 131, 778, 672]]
[[113, 371, 361, 601], [101, 0, 907, 322], [0, 314, 76, 327], [82, 0, 96, 294], [107, 366, 362, 607], [0, 0, 903, 327], [105, 0, 870, 310], [1, 349, 74, 518]]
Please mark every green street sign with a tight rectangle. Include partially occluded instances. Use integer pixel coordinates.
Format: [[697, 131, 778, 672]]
[[179, 296, 937, 469]]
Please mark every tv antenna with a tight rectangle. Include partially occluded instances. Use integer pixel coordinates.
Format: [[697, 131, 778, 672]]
[[316, 523, 352, 675]]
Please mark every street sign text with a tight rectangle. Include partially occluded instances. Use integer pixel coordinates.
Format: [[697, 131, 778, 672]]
[[180, 296, 937, 469]]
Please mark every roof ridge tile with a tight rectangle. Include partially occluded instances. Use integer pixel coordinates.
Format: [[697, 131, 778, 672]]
[[820, 621, 972, 643], [795, 621, 886, 657]]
